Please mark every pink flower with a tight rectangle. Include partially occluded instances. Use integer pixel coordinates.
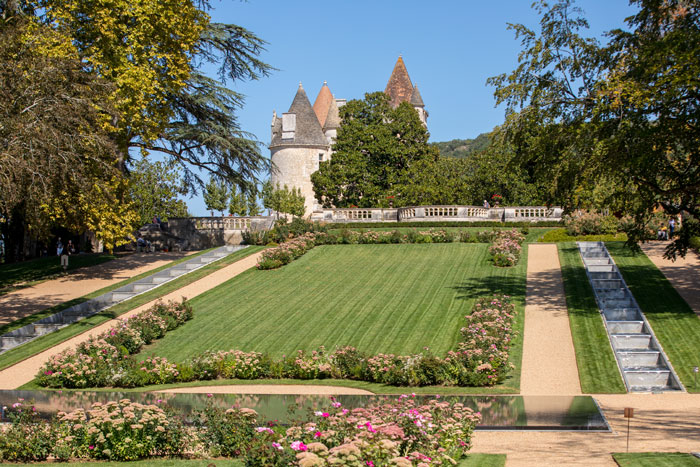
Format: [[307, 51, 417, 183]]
[[206, 393, 213, 398], [367, 462, 375, 467], [314, 431, 322, 438], [290, 441, 307, 451], [272, 442, 283, 451], [88, 445, 95, 450]]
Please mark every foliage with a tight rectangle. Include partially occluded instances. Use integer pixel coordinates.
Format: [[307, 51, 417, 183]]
[[128, 158, 189, 226], [229, 187, 247, 217], [689, 236, 700, 252], [262, 182, 306, 218], [488, 230, 525, 267], [434, 133, 491, 159], [246, 190, 262, 216], [538, 228, 627, 243], [204, 178, 229, 216], [564, 211, 619, 236], [311, 92, 439, 208], [0, 399, 55, 462], [0, 17, 129, 256], [488, 0, 700, 257]]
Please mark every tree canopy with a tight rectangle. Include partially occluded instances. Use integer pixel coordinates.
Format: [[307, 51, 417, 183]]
[[488, 0, 700, 256], [311, 92, 439, 208], [128, 159, 189, 226]]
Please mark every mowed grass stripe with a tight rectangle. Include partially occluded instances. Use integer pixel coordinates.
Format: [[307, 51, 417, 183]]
[[142, 243, 525, 361]]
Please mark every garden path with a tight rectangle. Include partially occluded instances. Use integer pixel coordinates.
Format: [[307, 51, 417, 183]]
[[0, 251, 192, 326], [520, 244, 582, 395], [640, 241, 700, 315], [0, 250, 265, 389], [472, 392, 700, 466]]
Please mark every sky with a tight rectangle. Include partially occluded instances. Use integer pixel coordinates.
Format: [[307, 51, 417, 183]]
[[184, 0, 639, 216]]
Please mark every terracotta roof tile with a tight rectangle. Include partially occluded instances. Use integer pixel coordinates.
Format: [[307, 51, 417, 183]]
[[313, 81, 334, 127], [384, 56, 414, 108]]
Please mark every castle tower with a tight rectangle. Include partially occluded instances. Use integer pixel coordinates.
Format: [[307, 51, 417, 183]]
[[384, 56, 428, 125], [270, 83, 330, 216]]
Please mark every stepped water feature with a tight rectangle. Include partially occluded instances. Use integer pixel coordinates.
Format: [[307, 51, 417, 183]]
[[0, 245, 247, 355], [577, 241, 683, 392]]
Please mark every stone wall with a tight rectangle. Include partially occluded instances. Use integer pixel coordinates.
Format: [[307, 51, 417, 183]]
[[166, 216, 274, 249], [270, 146, 329, 216], [311, 206, 563, 223]]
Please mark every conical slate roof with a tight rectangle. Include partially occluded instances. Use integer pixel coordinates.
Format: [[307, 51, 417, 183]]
[[313, 81, 334, 127], [270, 83, 328, 148], [323, 98, 341, 131], [385, 56, 414, 108], [410, 85, 425, 107]]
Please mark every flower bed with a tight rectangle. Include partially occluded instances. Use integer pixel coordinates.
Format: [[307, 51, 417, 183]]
[[257, 228, 527, 270], [488, 230, 525, 267], [37, 296, 517, 389], [37, 300, 192, 389], [0, 396, 480, 465]]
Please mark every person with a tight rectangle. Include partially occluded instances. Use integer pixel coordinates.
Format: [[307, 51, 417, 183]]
[[60, 246, 69, 272], [137, 235, 146, 252], [483, 200, 490, 209], [669, 218, 676, 238], [67, 240, 76, 254], [658, 226, 668, 241], [56, 237, 63, 256]]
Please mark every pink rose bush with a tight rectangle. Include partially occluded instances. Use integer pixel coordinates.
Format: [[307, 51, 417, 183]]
[[488, 229, 525, 267], [37, 300, 192, 388]]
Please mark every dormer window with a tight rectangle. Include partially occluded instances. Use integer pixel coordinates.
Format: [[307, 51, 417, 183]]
[[318, 153, 324, 162]]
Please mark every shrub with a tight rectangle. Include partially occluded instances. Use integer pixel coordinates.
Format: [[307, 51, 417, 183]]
[[537, 228, 628, 243], [564, 211, 619, 236], [690, 236, 700, 252], [0, 400, 55, 462], [195, 402, 258, 457], [488, 229, 525, 267]]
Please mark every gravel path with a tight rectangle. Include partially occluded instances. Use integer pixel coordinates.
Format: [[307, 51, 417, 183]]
[[640, 241, 700, 315], [472, 393, 700, 466], [0, 251, 264, 389], [0, 251, 192, 326], [520, 244, 582, 396]]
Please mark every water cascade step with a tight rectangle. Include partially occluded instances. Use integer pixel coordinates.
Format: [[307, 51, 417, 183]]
[[0, 245, 247, 354], [577, 241, 683, 392]]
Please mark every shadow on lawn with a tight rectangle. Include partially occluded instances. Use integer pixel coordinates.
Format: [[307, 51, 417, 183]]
[[451, 275, 527, 303]]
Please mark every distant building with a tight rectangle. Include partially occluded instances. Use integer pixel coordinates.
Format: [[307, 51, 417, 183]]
[[269, 56, 427, 216]]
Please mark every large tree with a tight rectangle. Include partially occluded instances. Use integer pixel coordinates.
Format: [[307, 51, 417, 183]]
[[488, 0, 700, 256], [129, 158, 189, 226], [311, 92, 439, 208]]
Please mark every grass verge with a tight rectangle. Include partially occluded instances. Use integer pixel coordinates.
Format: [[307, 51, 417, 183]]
[[607, 242, 700, 393], [0, 246, 264, 372], [558, 243, 626, 394], [0, 253, 117, 295], [613, 452, 700, 466], [0, 249, 218, 336], [135, 243, 527, 394]]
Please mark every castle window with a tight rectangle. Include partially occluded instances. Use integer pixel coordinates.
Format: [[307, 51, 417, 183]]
[[318, 153, 324, 162]]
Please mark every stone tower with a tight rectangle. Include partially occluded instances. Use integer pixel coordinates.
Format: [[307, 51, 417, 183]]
[[269, 83, 330, 215], [269, 57, 427, 216]]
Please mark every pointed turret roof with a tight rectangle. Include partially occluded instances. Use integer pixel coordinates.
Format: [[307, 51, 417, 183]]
[[323, 98, 341, 131], [410, 85, 424, 107], [385, 56, 414, 108], [271, 83, 328, 148], [313, 81, 334, 127]]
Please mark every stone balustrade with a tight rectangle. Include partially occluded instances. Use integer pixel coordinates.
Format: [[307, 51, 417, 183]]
[[311, 205, 563, 223]]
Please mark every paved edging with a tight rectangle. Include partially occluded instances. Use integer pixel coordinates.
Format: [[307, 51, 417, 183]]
[[0, 251, 264, 389]]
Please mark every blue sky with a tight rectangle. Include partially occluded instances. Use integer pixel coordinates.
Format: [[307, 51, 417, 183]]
[[185, 0, 638, 215]]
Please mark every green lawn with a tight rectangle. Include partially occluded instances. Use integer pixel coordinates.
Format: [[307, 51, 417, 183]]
[[607, 242, 700, 393], [138, 243, 527, 393], [0, 253, 117, 294], [613, 452, 700, 466], [558, 243, 626, 394], [0, 247, 264, 372]]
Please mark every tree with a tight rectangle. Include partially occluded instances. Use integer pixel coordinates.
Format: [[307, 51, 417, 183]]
[[0, 17, 134, 257], [228, 187, 247, 217], [128, 158, 189, 226], [262, 182, 305, 218], [311, 92, 439, 208], [203, 178, 228, 217], [487, 0, 700, 256], [246, 190, 262, 216]]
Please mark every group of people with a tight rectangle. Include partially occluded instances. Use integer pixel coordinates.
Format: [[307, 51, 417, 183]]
[[56, 237, 76, 272], [657, 218, 677, 241]]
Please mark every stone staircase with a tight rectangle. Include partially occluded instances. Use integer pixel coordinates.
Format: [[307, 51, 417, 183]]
[[0, 245, 246, 355], [578, 241, 683, 392]]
